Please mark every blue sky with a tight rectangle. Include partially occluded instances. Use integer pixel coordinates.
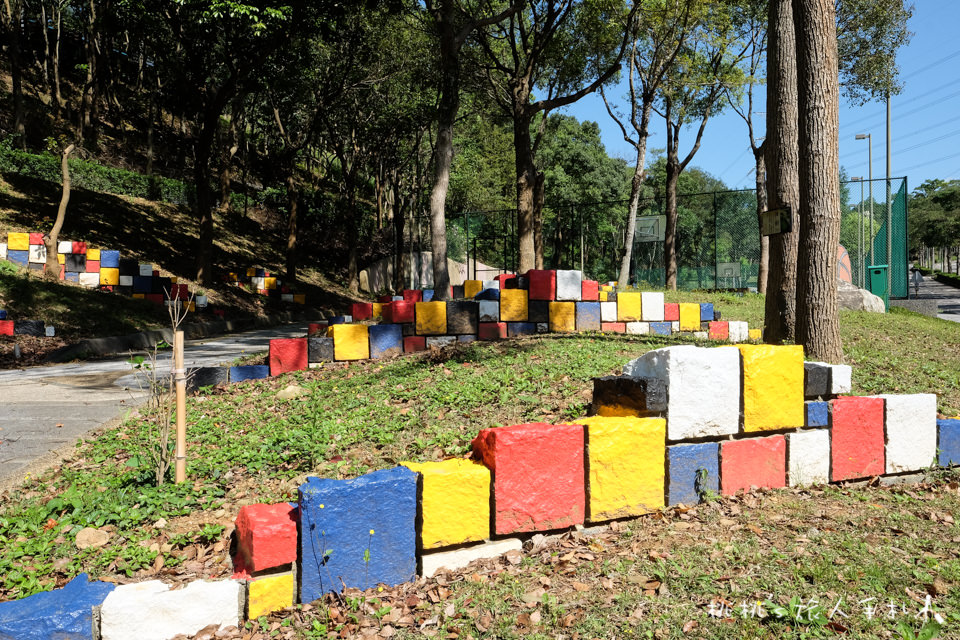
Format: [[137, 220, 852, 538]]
[[561, 0, 957, 199]]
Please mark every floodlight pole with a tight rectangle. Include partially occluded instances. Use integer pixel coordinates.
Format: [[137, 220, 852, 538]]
[[856, 133, 873, 266], [886, 93, 893, 295]]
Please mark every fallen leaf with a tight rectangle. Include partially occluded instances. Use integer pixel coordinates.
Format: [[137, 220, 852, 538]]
[[572, 582, 591, 592]]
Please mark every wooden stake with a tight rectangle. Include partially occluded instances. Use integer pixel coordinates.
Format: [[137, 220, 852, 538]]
[[174, 330, 187, 483]]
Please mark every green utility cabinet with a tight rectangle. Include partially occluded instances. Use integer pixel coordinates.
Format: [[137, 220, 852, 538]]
[[868, 264, 889, 311]]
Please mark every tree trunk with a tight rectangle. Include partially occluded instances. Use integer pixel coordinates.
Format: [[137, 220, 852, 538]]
[[53, 4, 63, 115], [4, 0, 26, 145], [285, 167, 299, 283], [515, 109, 538, 273], [793, 0, 842, 362], [533, 169, 545, 269], [754, 147, 769, 293], [664, 158, 680, 290], [194, 126, 217, 286], [618, 111, 651, 288], [763, 0, 800, 343], [45, 144, 75, 278]]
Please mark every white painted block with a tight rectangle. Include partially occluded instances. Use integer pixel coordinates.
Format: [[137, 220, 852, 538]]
[[119, 275, 133, 286], [640, 292, 664, 321], [251, 277, 265, 289], [806, 361, 852, 395], [281, 294, 294, 302], [196, 295, 208, 308], [100, 579, 243, 640], [556, 270, 583, 301], [78, 272, 100, 288], [624, 345, 741, 440], [600, 302, 617, 323], [536, 322, 550, 334], [787, 430, 830, 486], [342, 315, 353, 323], [671, 321, 680, 332], [28, 244, 47, 264], [876, 394, 937, 473], [427, 336, 457, 348], [422, 538, 522, 578], [693, 331, 708, 340], [57, 240, 73, 253], [728, 321, 749, 343], [458, 335, 476, 343], [626, 322, 649, 335], [0, 243, 6, 260], [479, 300, 499, 323], [44, 326, 55, 337], [139, 264, 153, 276], [482, 279, 500, 290]]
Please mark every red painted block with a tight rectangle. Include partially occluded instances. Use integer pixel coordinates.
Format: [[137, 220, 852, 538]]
[[308, 322, 328, 336], [71, 241, 86, 254], [403, 336, 426, 353], [831, 396, 885, 481], [352, 302, 373, 321], [29, 232, 44, 245], [0, 320, 13, 336], [153, 270, 160, 278], [708, 321, 729, 340], [378, 295, 394, 303], [526, 270, 556, 301], [478, 322, 507, 340], [403, 289, 423, 303], [101, 285, 114, 292], [472, 423, 585, 535], [721, 435, 786, 495], [59, 265, 65, 280], [581, 280, 599, 301], [664, 303, 679, 321], [495, 274, 517, 289], [269, 337, 308, 376], [601, 322, 626, 333], [386, 301, 415, 324], [145, 293, 164, 305], [234, 503, 298, 574], [85, 260, 100, 273]]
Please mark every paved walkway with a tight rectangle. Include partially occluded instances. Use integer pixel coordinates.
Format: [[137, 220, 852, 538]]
[[913, 273, 960, 322], [0, 323, 308, 487]]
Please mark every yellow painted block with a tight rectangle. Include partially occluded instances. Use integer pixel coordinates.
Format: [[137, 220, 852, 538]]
[[577, 416, 665, 521], [499, 289, 528, 322], [170, 276, 178, 284], [616, 292, 642, 322], [57, 253, 65, 265], [331, 324, 370, 360], [749, 328, 762, 342], [549, 301, 576, 332], [293, 294, 305, 304], [372, 302, 384, 319], [402, 459, 490, 549], [415, 301, 447, 335], [599, 291, 608, 302], [99, 268, 120, 285], [246, 267, 256, 277], [678, 303, 701, 331], [737, 344, 805, 432], [7, 233, 28, 251], [133, 293, 144, 299], [87, 248, 101, 261], [188, 301, 196, 312], [264, 277, 277, 290], [464, 280, 483, 299], [601, 285, 613, 292], [247, 572, 294, 619]]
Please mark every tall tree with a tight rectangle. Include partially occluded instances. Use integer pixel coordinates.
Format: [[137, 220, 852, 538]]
[[2, 0, 26, 144]]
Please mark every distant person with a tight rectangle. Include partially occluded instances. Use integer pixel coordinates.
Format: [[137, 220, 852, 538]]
[[911, 267, 923, 297]]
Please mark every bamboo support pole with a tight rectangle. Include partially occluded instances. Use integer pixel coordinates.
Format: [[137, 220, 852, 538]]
[[174, 330, 187, 483]]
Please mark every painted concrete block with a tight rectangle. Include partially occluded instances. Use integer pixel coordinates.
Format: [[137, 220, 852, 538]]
[[876, 394, 938, 473], [625, 345, 740, 440], [416, 301, 447, 335], [28, 244, 46, 264], [464, 280, 483, 299], [479, 322, 507, 340], [56, 240, 72, 253], [495, 274, 516, 289], [391, 296, 403, 302], [427, 336, 458, 348], [549, 301, 576, 332], [617, 292, 643, 322], [298, 467, 417, 600], [599, 291, 608, 302], [403, 289, 423, 303], [787, 430, 830, 486], [640, 292, 665, 321], [727, 320, 748, 342], [138, 263, 153, 276], [14, 320, 44, 337], [452, 285, 465, 299], [556, 270, 583, 301], [118, 275, 133, 286], [447, 300, 479, 335], [600, 301, 617, 323], [483, 279, 500, 290], [247, 572, 294, 619], [479, 300, 499, 323], [721, 435, 786, 494], [187, 366, 229, 392], [699, 303, 714, 322], [100, 250, 120, 268], [650, 321, 671, 336], [351, 302, 373, 321], [577, 416, 665, 521], [0, 309, 5, 319], [708, 321, 728, 340], [369, 324, 403, 359], [581, 280, 599, 301], [327, 315, 348, 325], [6, 250, 28, 266], [528, 299, 550, 323], [507, 322, 537, 337], [85, 260, 100, 273], [475, 288, 500, 301], [938, 419, 960, 467], [664, 303, 679, 322], [387, 300, 415, 324], [472, 423, 585, 534], [0, 573, 114, 640], [421, 538, 522, 578], [6, 232, 28, 251], [575, 302, 601, 332], [235, 503, 298, 573], [27, 232, 42, 245], [86, 248, 100, 261], [738, 344, 805, 432], [331, 324, 370, 361], [527, 269, 556, 300], [370, 302, 383, 319], [404, 336, 426, 352], [100, 579, 242, 640], [693, 331, 708, 340], [591, 375, 667, 417], [230, 365, 270, 382], [57, 253, 65, 266], [65, 272, 79, 283], [44, 325, 55, 337], [269, 338, 308, 376], [829, 363, 852, 394], [422, 289, 435, 301], [402, 459, 490, 549], [626, 321, 649, 335], [805, 401, 829, 427], [78, 272, 99, 288], [0, 320, 12, 336], [500, 289, 528, 322], [132, 275, 152, 293], [601, 322, 626, 333], [748, 328, 762, 341], [678, 303, 700, 331], [667, 442, 719, 506], [307, 336, 334, 363], [458, 334, 475, 344], [804, 362, 829, 398], [831, 396, 885, 481], [99, 267, 120, 286], [0, 243, 5, 260], [307, 322, 328, 336], [536, 322, 550, 333]]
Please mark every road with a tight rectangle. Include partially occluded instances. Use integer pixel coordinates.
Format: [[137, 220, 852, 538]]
[[0, 323, 308, 488], [913, 272, 960, 322]]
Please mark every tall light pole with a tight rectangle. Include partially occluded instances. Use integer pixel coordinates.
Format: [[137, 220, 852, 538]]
[[852, 176, 864, 287], [856, 133, 873, 266], [886, 93, 893, 296]]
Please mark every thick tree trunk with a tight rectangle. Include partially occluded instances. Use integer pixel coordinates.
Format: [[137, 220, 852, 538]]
[[515, 109, 538, 273], [793, 0, 843, 362], [533, 170, 545, 269], [754, 148, 769, 293], [5, 0, 26, 144], [193, 123, 217, 286], [664, 159, 680, 290], [763, 0, 800, 343], [285, 169, 299, 283], [45, 144, 75, 277], [618, 111, 651, 287]]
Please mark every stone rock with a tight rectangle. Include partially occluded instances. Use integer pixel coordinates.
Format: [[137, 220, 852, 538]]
[[277, 385, 306, 401], [528, 299, 550, 324], [548, 302, 576, 332], [721, 435, 786, 495], [369, 324, 403, 359], [229, 365, 270, 382], [478, 300, 499, 323], [787, 430, 830, 486], [876, 394, 937, 474], [76, 527, 110, 550], [307, 337, 335, 363], [555, 270, 583, 301], [446, 300, 479, 335], [738, 345, 805, 432], [234, 503, 298, 573], [640, 292, 665, 322], [401, 459, 490, 549], [526, 270, 556, 300], [0, 573, 114, 640], [600, 301, 618, 323], [831, 396, 885, 481], [575, 302, 601, 332], [727, 321, 749, 343], [269, 338, 308, 376], [246, 572, 294, 620], [937, 419, 960, 467], [421, 538, 523, 578], [616, 292, 642, 322], [499, 290, 528, 322], [838, 280, 885, 312], [805, 401, 830, 428], [626, 322, 649, 335], [667, 442, 719, 505]]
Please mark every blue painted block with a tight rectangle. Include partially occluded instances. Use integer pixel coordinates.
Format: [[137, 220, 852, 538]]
[[99, 250, 120, 268], [458, 334, 476, 343], [475, 288, 500, 301], [299, 467, 417, 601], [6, 250, 28, 267], [65, 272, 79, 283], [938, 419, 960, 467], [575, 302, 601, 332], [699, 303, 714, 322], [132, 276, 153, 293], [328, 316, 347, 325], [230, 365, 270, 382], [667, 442, 719, 506], [506, 322, 537, 337], [0, 573, 114, 640], [0, 310, 5, 320], [422, 289, 435, 302], [805, 401, 829, 427], [256, 268, 266, 277], [650, 322, 672, 336], [391, 296, 404, 302], [369, 324, 403, 358]]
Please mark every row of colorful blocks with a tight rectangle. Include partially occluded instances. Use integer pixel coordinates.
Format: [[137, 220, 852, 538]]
[[0, 319, 54, 337], [377, 270, 614, 304]]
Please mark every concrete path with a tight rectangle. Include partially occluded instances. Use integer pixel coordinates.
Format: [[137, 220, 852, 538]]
[[913, 273, 960, 322], [0, 323, 308, 487]]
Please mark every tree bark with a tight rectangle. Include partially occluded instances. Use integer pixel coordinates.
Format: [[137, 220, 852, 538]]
[[515, 108, 539, 273], [763, 0, 800, 343], [664, 158, 680, 290], [754, 147, 769, 293], [617, 103, 652, 288], [45, 144, 76, 278], [285, 166, 299, 283], [793, 0, 843, 362], [4, 0, 26, 144]]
